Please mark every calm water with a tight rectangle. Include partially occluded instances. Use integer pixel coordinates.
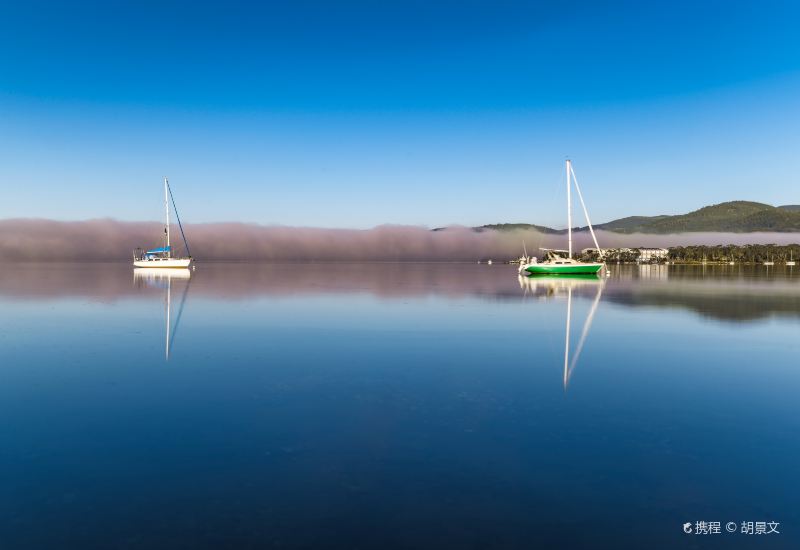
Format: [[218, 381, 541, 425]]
[[0, 262, 798, 549]]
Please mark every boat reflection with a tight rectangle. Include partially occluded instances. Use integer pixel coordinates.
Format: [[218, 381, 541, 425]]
[[133, 268, 192, 360], [519, 274, 603, 390], [1, 263, 797, 323]]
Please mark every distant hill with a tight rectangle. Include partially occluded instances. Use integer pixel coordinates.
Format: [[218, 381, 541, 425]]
[[606, 201, 800, 233], [477, 223, 562, 234], [482, 201, 800, 234], [592, 215, 671, 232]]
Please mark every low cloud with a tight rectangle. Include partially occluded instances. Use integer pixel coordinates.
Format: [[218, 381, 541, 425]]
[[0, 218, 798, 261]]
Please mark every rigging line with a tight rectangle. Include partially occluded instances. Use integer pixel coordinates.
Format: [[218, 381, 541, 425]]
[[569, 164, 601, 253], [166, 181, 192, 257], [566, 283, 603, 385], [169, 277, 192, 353]]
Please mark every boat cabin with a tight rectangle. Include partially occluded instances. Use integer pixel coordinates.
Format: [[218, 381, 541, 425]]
[[134, 246, 172, 262], [540, 248, 575, 263]]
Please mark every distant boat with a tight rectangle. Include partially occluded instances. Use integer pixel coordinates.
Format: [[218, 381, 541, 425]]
[[764, 254, 774, 266], [520, 160, 604, 275], [515, 241, 532, 265], [787, 251, 795, 266], [133, 177, 193, 268]]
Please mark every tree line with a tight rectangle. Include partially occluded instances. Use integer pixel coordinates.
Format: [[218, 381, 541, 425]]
[[578, 244, 800, 263], [667, 244, 800, 263]]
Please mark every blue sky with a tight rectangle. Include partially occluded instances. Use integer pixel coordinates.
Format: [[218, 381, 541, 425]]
[[1, 0, 799, 228]]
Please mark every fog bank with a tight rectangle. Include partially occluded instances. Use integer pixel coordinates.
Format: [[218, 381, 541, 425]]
[[1, 219, 799, 261]]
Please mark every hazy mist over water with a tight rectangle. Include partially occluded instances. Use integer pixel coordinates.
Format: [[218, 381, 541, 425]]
[[2, 262, 799, 324], [2, 219, 800, 261]]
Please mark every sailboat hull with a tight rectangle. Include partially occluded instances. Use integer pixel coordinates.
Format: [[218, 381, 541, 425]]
[[134, 267, 192, 280], [524, 263, 603, 275], [133, 258, 192, 268]]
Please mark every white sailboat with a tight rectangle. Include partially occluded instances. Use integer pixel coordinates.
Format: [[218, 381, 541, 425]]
[[133, 177, 193, 268]]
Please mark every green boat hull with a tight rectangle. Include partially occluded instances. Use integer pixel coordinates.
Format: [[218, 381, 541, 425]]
[[524, 263, 604, 275]]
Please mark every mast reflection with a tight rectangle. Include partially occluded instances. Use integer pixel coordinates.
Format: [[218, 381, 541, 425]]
[[519, 275, 603, 390], [133, 268, 191, 360]]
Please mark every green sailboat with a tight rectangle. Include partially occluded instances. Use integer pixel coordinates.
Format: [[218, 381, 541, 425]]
[[521, 160, 604, 276]]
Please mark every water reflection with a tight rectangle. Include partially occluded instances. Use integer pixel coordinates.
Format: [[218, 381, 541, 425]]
[[519, 275, 603, 389], [133, 268, 191, 359], [0, 262, 798, 322], [1, 263, 799, 549]]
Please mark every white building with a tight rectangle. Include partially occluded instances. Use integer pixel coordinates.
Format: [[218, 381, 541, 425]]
[[637, 248, 669, 262]]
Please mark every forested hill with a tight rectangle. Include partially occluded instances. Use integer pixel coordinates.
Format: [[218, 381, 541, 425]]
[[472, 223, 562, 234], [595, 202, 800, 233], [480, 201, 800, 234]]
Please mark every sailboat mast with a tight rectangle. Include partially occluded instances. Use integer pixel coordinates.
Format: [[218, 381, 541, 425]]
[[164, 177, 171, 257], [566, 159, 573, 258]]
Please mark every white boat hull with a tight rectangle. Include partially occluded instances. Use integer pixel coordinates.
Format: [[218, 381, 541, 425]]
[[133, 267, 191, 280], [133, 258, 192, 268]]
